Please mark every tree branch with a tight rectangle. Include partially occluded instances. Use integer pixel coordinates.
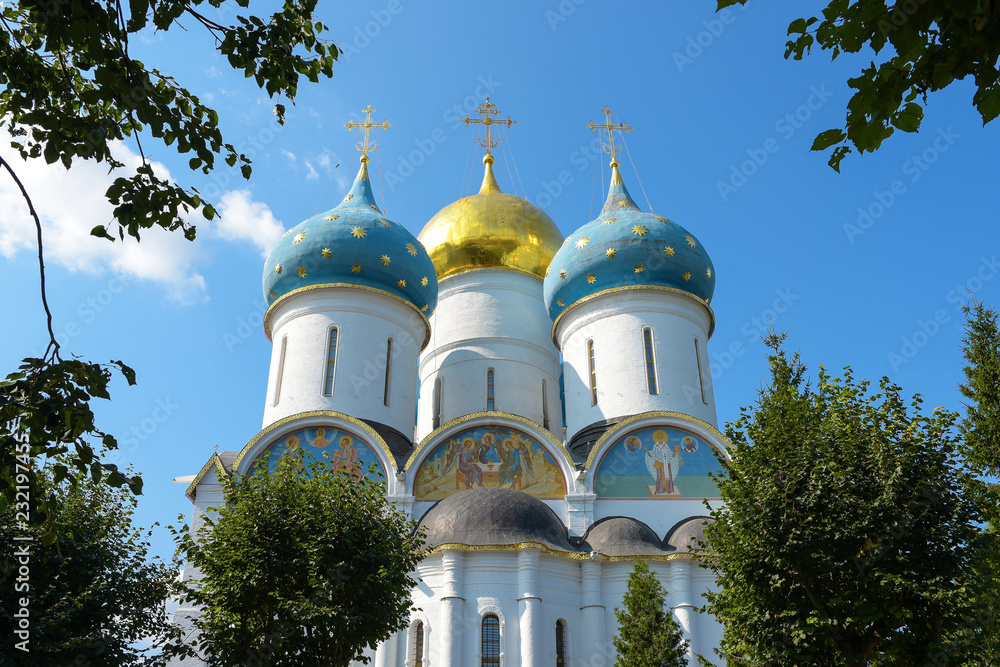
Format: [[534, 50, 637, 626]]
[[0, 153, 60, 362]]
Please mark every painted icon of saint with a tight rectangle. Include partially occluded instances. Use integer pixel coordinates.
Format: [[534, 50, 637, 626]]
[[308, 428, 333, 448], [331, 435, 360, 478], [682, 435, 697, 453], [457, 436, 484, 488], [645, 431, 683, 495]]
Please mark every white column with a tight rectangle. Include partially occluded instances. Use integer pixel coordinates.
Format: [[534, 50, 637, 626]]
[[580, 558, 608, 664], [669, 560, 698, 662], [439, 550, 465, 667], [518, 549, 542, 667], [690, 561, 722, 661], [374, 631, 398, 667]]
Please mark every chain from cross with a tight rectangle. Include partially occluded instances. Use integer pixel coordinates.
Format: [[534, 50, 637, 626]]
[[463, 97, 516, 155], [585, 105, 633, 164], [344, 104, 391, 163]]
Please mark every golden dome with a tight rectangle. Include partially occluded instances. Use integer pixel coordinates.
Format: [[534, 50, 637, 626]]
[[418, 156, 564, 282]]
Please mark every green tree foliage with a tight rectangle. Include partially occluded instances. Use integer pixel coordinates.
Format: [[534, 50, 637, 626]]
[[0, 0, 336, 529], [718, 0, 1000, 171], [958, 300, 1000, 663], [702, 333, 980, 666], [0, 463, 177, 665], [167, 454, 424, 666], [612, 559, 689, 667]]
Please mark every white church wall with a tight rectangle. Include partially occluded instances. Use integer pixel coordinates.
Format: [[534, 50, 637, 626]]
[[417, 270, 562, 440], [591, 499, 714, 541], [555, 289, 718, 441], [262, 288, 426, 437]]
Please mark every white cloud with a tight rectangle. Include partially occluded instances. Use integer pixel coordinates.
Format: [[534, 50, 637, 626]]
[[281, 149, 296, 163], [304, 161, 319, 180], [214, 190, 286, 257], [0, 135, 284, 304]]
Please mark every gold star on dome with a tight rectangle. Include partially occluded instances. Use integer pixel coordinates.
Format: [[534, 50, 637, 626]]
[[397, 279, 406, 288], [406, 243, 418, 256], [556, 299, 565, 306], [297, 266, 307, 277], [633, 224, 647, 237], [351, 227, 366, 239], [559, 269, 567, 280], [634, 263, 645, 274], [351, 264, 361, 273], [545, 265, 551, 277], [664, 246, 675, 257], [617, 200, 632, 209], [587, 274, 596, 284], [275, 264, 283, 274], [682, 272, 691, 281], [268, 289, 276, 298], [344, 194, 354, 201], [379, 220, 392, 228], [370, 204, 380, 212], [686, 235, 697, 248], [421, 276, 428, 286], [321, 248, 331, 258], [707, 268, 712, 278], [282, 229, 292, 237], [606, 248, 617, 258], [293, 232, 305, 244], [575, 236, 590, 249], [325, 214, 339, 221], [381, 255, 391, 265], [421, 304, 429, 312], [655, 216, 667, 223], [603, 217, 616, 225]]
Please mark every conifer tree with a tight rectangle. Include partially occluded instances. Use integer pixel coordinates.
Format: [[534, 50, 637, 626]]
[[612, 559, 689, 667]]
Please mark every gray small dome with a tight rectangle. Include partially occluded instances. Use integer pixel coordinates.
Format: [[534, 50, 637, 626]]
[[581, 517, 669, 558], [664, 516, 713, 553], [417, 488, 574, 552]]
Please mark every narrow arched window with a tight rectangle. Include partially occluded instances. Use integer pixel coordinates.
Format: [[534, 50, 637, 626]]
[[542, 379, 549, 430], [414, 621, 424, 667], [555, 619, 567, 666], [273, 335, 287, 406], [383, 338, 393, 407], [323, 327, 338, 396], [588, 339, 598, 406], [486, 369, 495, 411], [432, 378, 443, 429], [643, 327, 658, 395], [482, 614, 500, 666], [694, 337, 707, 405]]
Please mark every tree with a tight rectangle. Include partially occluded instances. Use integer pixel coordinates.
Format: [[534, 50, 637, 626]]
[[0, 0, 336, 531], [718, 0, 1000, 171], [702, 333, 980, 666], [167, 453, 424, 666], [612, 559, 689, 667], [958, 300, 1000, 664], [0, 461, 178, 665]]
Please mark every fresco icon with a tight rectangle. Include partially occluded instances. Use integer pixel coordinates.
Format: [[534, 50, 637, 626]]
[[414, 426, 566, 500], [594, 426, 721, 499], [255, 426, 384, 482]]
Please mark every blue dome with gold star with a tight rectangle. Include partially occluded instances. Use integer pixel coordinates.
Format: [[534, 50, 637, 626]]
[[263, 159, 438, 316], [543, 163, 715, 321]]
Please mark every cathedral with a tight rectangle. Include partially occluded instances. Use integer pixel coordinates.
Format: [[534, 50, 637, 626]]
[[172, 102, 728, 666]]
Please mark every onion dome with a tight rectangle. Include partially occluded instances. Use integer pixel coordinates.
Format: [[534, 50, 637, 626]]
[[263, 158, 438, 316], [581, 516, 671, 557], [542, 161, 715, 321], [663, 515, 713, 553], [417, 155, 564, 282], [417, 487, 575, 552]]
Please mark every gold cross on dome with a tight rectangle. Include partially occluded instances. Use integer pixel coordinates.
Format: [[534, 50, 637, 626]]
[[463, 97, 516, 155], [344, 104, 391, 162], [586, 105, 633, 164]]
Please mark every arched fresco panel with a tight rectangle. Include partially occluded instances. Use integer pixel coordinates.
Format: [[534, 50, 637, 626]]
[[254, 426, 385, 482], [594, 426, 721, 499], [414, 426, 566, 500]]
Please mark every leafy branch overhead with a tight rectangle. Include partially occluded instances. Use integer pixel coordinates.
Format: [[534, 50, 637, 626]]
[[719, 0, 1000, 171], [0, 0, 337, 242]]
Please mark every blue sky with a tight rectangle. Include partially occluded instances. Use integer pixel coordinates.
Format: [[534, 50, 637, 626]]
[[1, 1, 997, 563]]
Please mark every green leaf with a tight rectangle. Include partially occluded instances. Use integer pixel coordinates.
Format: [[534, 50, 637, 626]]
[[811, 128, 847, 151]]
